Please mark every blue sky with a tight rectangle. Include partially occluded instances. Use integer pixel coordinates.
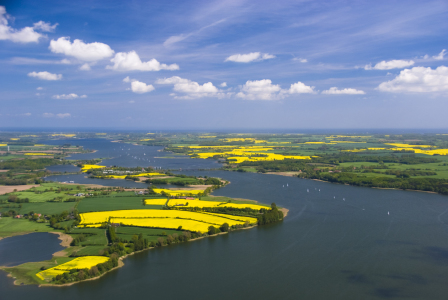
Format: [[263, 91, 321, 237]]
[[1, 0, 447, 130]]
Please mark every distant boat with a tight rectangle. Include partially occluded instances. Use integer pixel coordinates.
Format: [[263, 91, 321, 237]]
[[319, 189, 320, 192], [307, 189, 309, 192], [283, 185, 284, 187], [343, 198, 345, 201], [287, 183, 288, 187], [334, 196, 335, 199], [388, 211, 390, 215]]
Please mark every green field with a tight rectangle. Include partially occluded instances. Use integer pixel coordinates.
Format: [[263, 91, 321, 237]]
[[0, 202, 76, 216], [0, 218, 54, 238], [116, 226, 181, 242], [77, 196, 165, 213]]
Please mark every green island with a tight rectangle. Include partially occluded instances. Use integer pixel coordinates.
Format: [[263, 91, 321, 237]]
[[2, 131, 448, 286]]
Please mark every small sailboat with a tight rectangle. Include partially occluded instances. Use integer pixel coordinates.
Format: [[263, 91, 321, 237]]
[[388, 211, 390, 215], [334, 196, 335, 199], [287, 183, 288, 187], [307, 189, 309, 192], [319, 189, 320, 192], [283, 185, 284, 187]]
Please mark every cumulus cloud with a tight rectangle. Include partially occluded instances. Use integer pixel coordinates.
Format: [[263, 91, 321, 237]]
[[36, 87, 43, 90], [365, 59, 414, 70], [131, 80, 155, 94], [52, 93, 87, 99], [289, 81, 315, 94], [28, 71, 62, 80], [79, 63, 91, 71], [236, 79, 284, 100], [378, 66, 448, 93], [322, 87, 365, 95], [220, 82, 227, 87], [225, 52, 275, 63], [0, 6, 55, 43], [107, 51, 179, 71], [433, 49, 447, 60], [156, 76, 223, 99], [122, 77, 155, 94], [49, 37, 114, 61], [33, 21, 58, 32], [56, 113, 71, 118]]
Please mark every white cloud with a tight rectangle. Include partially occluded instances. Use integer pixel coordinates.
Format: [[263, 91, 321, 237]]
[[0, 6, 50, 43], [23, 113, 31, 116], [52, 93, 86, 99], [365, 59, 414, 70], [236, 79, 284, 100], [293, 58, 308, 63], [56, 113, 71, 118], [378, 66, 448, 93], [79, 63, 91, 71], [225, 52, 275, 63], [107, 51, 179, 71], [36, 87, 43, 90], [42, 113, 54, 118], [60, 59, 71, 64], [289, 81, 315, 94], [220, 82, 227, 87], [33, 21, 58, 32], [130, 80, 155, 94], [322, 87, 365, 95], [49, 37, 114, 62], [28, 71, 62, 80], [123, 77, 155, 93], [156, 76, 222, 99], [433, 49, 447, 60]]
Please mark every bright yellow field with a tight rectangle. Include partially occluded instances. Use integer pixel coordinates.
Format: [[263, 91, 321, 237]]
[[36, 256, 109, 280], [10, 138, 19, 141], [167, 199, 269, 210], [0, 144, 7, 146], [140, 139, 154, 141], [385, 143, 433, 148], [153, 188, 205, 196], [105, 172, 164, 179], [144, 199, 168, 205], [110, 217, 214, 232], [33, 144, 47, 146], [24, 153, 52, 156], [81, 164, 106, 172], [79, 209, 257, 230], [51, 134, 76, 137]]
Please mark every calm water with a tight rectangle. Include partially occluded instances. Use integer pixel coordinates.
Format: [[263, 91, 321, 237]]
[[2, 141, 448, 299], [40, 139, 222, 169], [0, 233, 64, 267], [45, 165, 81, 173]]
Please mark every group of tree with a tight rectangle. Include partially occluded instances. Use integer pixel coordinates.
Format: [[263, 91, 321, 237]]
[[257, 203, 284, 225]]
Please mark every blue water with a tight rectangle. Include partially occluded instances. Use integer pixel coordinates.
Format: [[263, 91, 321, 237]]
[[2, 140, 448, 299], [0, 233, 64, 267], [39, 139, 222, 170]]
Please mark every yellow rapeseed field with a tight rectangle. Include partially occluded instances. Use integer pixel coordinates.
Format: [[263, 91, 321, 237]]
[[36, 256, 109, 280], [10, 138, 19, 140], [24, 153, 52, 156], [144, 199, 169, 205], [81, 164, 106, 172], [152, 188, 205, 196], [104, 172, 164, 179], [79, 209, 257, 231], [0, 144, 7, 146], [167, 198, 269, 210], [51, 134, 76, 137]]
